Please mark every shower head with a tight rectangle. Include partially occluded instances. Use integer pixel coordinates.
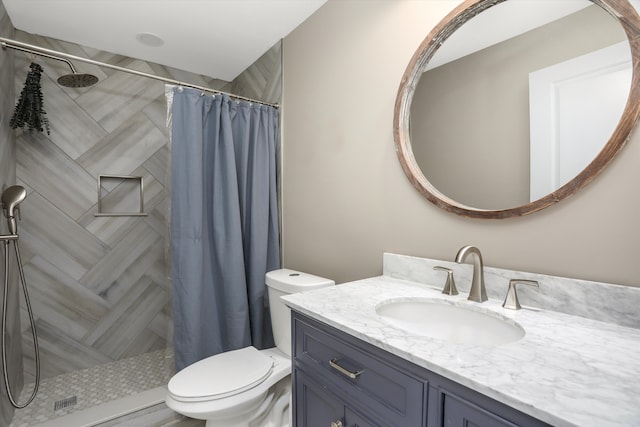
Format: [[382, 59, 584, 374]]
[[1, 185, 27, 235], [2, 186, 26, 218], [55, 57, 98, 88], [57, 73, 99, 88]]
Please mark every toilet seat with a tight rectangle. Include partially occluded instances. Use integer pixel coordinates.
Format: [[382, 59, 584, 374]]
[[165, 348, 292, 424], [168, 346, 274, 403]]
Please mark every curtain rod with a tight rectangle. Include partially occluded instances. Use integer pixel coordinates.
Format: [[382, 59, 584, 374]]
[[0, 37, 279, 108]]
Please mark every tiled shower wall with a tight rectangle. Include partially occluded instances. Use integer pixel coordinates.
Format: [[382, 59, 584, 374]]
[[10, 29, 281, 389], [0, 3, 21, 426]]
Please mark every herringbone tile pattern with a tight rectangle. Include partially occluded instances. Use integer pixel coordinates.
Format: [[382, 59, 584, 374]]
[[5, 28, 280, 427], [11, 31, 281, 388], [11, 32, 231, 385], [15, 34, 171, 382]]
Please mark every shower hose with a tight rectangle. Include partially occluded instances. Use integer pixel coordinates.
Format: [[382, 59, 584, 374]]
[[1, 239, 40, 408]]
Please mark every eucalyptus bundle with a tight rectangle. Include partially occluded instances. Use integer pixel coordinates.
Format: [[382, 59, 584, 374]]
[[10, 62, 50, 135]]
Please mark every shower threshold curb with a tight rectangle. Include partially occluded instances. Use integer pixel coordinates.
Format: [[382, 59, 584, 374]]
[[31, 385, 167, 427]]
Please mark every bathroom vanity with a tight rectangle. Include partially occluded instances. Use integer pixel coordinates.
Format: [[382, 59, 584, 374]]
[[283, 253, 640, 427], [292, 312, 548, 427]]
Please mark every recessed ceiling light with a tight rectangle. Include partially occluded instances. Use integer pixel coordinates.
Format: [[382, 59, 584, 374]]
[[136, 32, 164, 47]]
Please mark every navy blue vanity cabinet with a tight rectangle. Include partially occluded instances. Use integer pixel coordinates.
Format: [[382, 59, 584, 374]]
[[292, 312, 551, 427]]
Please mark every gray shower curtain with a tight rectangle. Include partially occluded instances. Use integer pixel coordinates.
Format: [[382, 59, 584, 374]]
[[168, 87, 280, 371]]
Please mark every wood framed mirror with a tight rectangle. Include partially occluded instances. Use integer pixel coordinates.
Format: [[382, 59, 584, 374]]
[[394, 0, 640, 219]]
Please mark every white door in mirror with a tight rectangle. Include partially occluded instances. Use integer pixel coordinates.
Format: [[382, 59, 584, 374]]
[[529, 41, 631, 201]]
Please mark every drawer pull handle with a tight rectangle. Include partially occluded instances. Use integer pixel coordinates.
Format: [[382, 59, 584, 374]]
[[329, 358, 363, 379]]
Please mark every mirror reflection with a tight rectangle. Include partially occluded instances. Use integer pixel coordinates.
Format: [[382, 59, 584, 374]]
[[409, 1, 630, 210]]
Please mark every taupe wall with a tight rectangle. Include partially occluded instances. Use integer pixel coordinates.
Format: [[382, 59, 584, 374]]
[[0, 2, 21, 424], [281, 0, 640, 287]]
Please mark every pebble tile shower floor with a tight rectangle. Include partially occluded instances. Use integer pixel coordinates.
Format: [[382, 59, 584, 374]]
[[9, 349, 174, 426]]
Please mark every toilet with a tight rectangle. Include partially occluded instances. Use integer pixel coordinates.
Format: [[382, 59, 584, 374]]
[[165, 269, 334, 427]]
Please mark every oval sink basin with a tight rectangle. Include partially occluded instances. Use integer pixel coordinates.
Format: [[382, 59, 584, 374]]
[[375, 299, 524, 346]]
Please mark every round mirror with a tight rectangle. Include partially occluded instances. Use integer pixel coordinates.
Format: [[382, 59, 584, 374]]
[[394, 0, 640, 219]]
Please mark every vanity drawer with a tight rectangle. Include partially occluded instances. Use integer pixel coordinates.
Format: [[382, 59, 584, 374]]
[[293, 313, 424, 426]]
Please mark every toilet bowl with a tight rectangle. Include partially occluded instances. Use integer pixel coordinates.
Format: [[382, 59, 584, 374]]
[[166, 269, 334, 427]]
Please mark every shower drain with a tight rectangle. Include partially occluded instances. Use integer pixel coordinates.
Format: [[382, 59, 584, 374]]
[[53, 396, 77, 411]]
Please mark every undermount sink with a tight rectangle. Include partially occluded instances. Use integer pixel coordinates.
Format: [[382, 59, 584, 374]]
[[375, 298, 524, 346]]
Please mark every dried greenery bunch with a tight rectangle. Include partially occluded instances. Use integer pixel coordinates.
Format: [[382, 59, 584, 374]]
[[10, 62, 50, 135]]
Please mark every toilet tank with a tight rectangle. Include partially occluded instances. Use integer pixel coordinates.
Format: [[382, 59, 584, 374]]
[[266, 269, 334, 356]]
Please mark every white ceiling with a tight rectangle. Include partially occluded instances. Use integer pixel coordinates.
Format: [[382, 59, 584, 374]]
[[426, 1, 590, 70], [2, 0, 327, 81], [424, 0, 640, 70]]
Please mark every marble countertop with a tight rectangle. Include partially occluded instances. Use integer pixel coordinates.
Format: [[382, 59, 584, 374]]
[[282, 275, 640, 427]]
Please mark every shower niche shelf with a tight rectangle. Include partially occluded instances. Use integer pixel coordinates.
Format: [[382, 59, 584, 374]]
[[95, 174, 148, 217]]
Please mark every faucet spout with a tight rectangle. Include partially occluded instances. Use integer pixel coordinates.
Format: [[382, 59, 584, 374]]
[[455, 245, 488, 302]]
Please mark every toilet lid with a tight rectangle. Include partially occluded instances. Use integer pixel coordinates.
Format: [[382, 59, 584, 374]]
[[168, 346, 274, 402]]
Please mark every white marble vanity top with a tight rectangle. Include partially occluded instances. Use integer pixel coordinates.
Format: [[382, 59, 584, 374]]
[[283, 275, 640, 427]]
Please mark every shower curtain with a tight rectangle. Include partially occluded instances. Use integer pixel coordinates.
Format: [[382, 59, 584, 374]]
[[167, 86, 280, 371]]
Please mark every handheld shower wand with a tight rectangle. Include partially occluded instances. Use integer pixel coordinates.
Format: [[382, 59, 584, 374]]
[[1, 185, 40, 408], [1, 185, 26, 235]]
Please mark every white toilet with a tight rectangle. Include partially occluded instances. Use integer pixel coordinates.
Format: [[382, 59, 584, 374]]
[[165, 269, 334, 427]]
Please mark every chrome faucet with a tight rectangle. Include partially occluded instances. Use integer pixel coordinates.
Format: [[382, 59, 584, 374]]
[[455, 245, 487, 302]]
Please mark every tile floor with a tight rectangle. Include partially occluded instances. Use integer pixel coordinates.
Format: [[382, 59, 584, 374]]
[[9, 349, 179, 427]]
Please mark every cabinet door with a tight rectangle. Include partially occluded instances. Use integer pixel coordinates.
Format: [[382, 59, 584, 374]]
[[345, 407, 385, 427], [441, 392, 518, 427], [294, 368, 390, 427], [294, 369, 344, 427]]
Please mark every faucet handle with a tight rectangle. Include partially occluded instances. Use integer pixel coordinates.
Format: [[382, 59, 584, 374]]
[[502, 279, 539, 310], [434, 266, 458, 296]]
